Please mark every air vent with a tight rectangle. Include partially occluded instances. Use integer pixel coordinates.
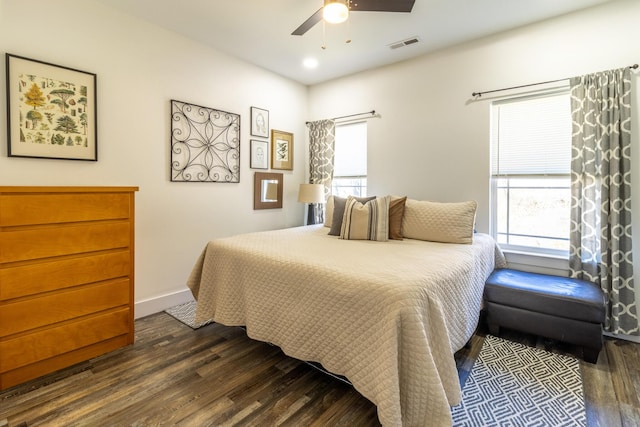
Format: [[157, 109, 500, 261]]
[[388, 36, 420, 50]]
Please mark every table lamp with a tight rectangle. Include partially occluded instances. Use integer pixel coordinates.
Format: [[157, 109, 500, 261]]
[[297, 183, 325, 225]]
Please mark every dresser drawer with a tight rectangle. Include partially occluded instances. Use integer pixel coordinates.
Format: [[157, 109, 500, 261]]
[[0, 335, 130, 390], [0, 222, 131, 263], [0, 279, 130, 336], [0, 192, 131, 226], [0, 307, 130, 373], [0, 250, 130, 300]]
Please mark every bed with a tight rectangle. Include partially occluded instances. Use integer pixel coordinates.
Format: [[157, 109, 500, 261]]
[[187, 206, 505, 426]]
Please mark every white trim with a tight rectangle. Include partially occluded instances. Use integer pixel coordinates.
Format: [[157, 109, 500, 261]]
[[134, 289, 194, 319], [500, 243, 569, 259], [503, 250, 569, 276], [604, 331, 640, 344]]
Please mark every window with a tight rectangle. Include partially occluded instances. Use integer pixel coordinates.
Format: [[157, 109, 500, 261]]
[[332, 121, 367, 197], [490, 90, 571, 256]]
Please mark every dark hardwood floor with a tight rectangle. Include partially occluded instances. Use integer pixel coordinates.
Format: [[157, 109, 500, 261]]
[[1, 312, 639, 426]]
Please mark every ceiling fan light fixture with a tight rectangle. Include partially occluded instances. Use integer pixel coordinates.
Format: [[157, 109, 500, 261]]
[[323, 0, 349, 24]]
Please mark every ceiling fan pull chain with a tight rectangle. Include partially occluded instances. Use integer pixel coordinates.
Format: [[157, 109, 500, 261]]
[[322, 20, 327, 49], [346, 14, 351, 44]]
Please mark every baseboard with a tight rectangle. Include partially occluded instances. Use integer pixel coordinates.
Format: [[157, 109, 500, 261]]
[[134, 289, 194, 319], [604, 331, 640, 344]]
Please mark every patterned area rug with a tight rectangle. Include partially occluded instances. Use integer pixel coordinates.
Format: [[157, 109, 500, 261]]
[[164, 301, 212, 329], [164, 304, 586, 426], [452, 335, 585, 426]]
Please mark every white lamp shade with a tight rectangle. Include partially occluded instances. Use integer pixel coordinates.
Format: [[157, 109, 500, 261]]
[[298, 184, 325, 204], [323, 1, 349, 24]]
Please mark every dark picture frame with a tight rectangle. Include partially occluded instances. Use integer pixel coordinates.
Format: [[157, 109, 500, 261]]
[[250, 139, 268, 169], [271, 129, 293, 170], [6, 53, 98, 161], [250, 106, 269, 138], [254, 172, 283, 209], [170, 99, 240, 182]]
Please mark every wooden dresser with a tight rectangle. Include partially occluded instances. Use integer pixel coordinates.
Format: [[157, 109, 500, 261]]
[[0, 186, 138, 390]]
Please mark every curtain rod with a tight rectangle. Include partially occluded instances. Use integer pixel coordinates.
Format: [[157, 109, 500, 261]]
[[472, 64, 639, 98], [306, 110, 376, 125]]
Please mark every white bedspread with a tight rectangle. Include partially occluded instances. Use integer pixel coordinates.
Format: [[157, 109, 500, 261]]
[[187, 225, 505, 426]]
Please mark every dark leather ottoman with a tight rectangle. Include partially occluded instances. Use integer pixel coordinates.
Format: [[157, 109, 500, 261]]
[[484, 269, 606, 363]]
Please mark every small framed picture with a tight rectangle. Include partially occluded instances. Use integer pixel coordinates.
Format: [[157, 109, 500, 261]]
[[250, 106, 269, 138], [250, 139, 268, 169], [254, 172, 283, 210], [6, 53, 97, 161], [271, 130, 293, 170]]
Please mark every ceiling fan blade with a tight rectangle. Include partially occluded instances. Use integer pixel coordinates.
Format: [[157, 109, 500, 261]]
[[292, 7, 323, 36], [349, 0, 415, 13], [291, 0, 414, 37]]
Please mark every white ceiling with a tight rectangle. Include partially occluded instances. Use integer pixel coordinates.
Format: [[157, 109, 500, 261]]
[[95, 0, 614, 86]]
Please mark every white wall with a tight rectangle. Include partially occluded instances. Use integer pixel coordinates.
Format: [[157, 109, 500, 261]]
[[308, 0, 640, 327], [0, 0, 308, 316], [310, 0, 640, 233]]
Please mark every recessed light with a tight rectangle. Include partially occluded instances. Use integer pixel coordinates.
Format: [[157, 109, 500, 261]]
[[303, 58, 319, 69]]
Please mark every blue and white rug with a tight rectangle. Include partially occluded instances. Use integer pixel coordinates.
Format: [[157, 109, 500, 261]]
[[164, 301, 212, 329], [452, 335, 585, 426]]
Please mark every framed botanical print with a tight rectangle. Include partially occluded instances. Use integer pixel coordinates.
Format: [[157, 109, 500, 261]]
[[250, 106, 269, 138], [271, 129, 293, 170], [6, 53, 97, 161]]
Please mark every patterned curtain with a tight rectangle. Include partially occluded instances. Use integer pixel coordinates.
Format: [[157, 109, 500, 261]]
[[569, 67, 639, 336], [308, 119, 336, 224]]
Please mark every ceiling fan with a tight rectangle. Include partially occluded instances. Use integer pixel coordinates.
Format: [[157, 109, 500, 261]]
[[291, 0, 416, 36]]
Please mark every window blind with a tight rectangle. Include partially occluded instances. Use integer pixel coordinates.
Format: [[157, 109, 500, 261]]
[[333, 121, 367, 176], [491, 91, 571, 176]]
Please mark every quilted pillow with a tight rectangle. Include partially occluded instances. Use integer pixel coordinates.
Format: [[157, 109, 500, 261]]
[[328, 195, 376, 236], [388, 196, 407, 240], [401, 199, 477, 244], [340, 195, 391, 241]]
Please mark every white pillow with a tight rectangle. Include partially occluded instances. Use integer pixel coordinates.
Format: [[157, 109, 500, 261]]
[[401, 199, 477, 244], [324, 195, 334, 227]]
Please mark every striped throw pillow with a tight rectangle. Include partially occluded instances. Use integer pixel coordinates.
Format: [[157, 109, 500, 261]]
[[340, 195, 391, 241]]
